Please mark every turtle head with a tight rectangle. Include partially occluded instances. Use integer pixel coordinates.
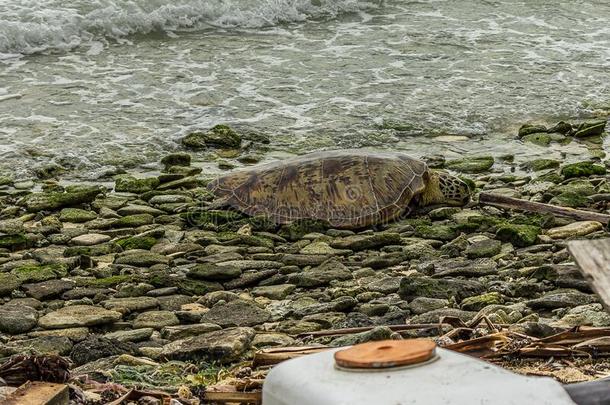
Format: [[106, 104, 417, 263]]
[[420, 171, 471, 207]]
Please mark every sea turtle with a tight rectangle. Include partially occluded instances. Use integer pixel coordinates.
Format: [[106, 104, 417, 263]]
[[207, 150, 471, 229]]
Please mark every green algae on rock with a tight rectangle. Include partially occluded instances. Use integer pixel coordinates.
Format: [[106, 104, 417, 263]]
[[445, 156, 494, 173], [182, 124, 242, 149], [495, 224, 541, 247], [561, 162, 606, 179], [20, 186, 103, 212]]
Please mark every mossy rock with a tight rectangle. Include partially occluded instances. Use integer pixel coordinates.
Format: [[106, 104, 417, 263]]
[[116, 236, 157, 250], [495, 224, 541, 247], [21, 186, 103, 212], [0, 273, 22, 296], [549, 192, 591, 208], [461, 292, 504, 311], [0, 234, 28, 251], [182, 125, 242, 149], [518, 124, 547, 137], [509, 213, 555, 228], [399, 276, 485, 301], [574, 120, 606, 138], [279, 219, 330, 241], [11, 263, 69, 283], [113, 214, 154, 228], [522, 133, 552, 146], [115, 175, 160, 194], [445, 156, 494, 173], [161, 152, 191, 168], [64, 242, 122, 257], [414, 225, 458, 241], [561, 162, 606, 179], [520, 159, 560, 172], [59, 208, 98, 223], [182, 210, 244, 227], [551, 180, 596, 196]]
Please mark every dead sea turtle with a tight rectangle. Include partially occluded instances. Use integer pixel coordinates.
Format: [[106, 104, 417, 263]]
[[207, 150, 470, 229]]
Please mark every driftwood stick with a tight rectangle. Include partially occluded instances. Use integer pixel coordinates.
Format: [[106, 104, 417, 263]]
[[479, 192, 610, 225]]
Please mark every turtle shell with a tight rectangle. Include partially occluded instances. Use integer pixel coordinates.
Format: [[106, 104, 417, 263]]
[[206, 150, 429, 228]]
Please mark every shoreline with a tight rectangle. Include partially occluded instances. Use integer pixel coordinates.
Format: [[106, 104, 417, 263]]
[[0, 117, 609, 401]]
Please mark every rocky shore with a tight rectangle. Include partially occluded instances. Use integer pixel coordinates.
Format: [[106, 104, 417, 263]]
[[0, 118, 609, 403]]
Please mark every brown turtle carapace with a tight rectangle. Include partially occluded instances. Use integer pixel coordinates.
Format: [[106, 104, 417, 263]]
[[207, 150, 470, 229]]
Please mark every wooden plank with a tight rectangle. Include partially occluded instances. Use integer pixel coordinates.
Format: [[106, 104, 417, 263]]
[[568, 239, 610, 312], [4, 382, 69, 405], [479, 192, 610, 224], [204, 391, 262, 404]]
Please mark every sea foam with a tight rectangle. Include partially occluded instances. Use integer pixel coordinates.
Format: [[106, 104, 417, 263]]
[[0, 0, 376, 55]]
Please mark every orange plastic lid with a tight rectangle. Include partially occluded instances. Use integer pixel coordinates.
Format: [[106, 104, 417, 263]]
[[334, 339, 437, 369]]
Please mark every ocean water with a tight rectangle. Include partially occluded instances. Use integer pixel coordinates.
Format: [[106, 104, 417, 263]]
[[0, 0, 609, 179]]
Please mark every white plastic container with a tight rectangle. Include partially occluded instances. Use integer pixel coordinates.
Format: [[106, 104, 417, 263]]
[[263, 347, 576, 405]]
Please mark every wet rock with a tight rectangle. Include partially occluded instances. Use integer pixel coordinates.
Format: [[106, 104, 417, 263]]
[[59, 208, 97, 223], [115, 175, 159, 193], [0, 304, 38, 334], [160, 323, 222, 341], [20, 186, 103, 212], [330, 326, 394, 347], [359, 302, 390, 316], [366, 277, 400, 294], [574, 119, 606, 138], [402, 241, 438, 259], [527, 289, 597, 309], [518, 124, 547, 137], [38, 305, 122, 329], [293, 296, 358, 318], [71, 335, 137, 366], [161, 152, 191, 168], [445, 156, 494, 173], [188, 263, 242, 281], [182, 124, 242, 149], [217, 260, 282, 271], [522, 133, 552, 146], [495, 224, 541, 247], [278, 219, 330, 241], [399, 276, 485, 301], [561, 162, 606, 179], [407, 297, 449, 315], [161, 327, 254, 363], [200, 299, 270, 327], [546, 221, 603, 239], [520, 159, 560, 172], [64, 242, 122, 257], [331, 232, 401, 251]]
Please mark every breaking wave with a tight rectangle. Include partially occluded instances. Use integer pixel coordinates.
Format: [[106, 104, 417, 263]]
[[0, 0, 376, 55]]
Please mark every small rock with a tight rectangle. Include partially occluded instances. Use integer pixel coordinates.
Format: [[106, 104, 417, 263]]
[[0, 305, 38, 334], [38, 305, 122, 329], [161, 327, 254, 363], [546, 221, 603, 239], [70, 233, 112, 246], [200, 299, 271, 327], [330, 326, 394, 347], [133, 311, 180, 329], [252, 284, 296, 300]]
